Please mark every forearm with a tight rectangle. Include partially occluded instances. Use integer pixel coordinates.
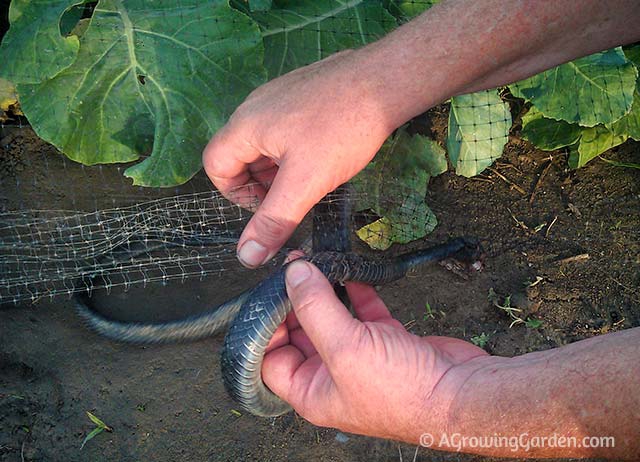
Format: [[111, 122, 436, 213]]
[[427, 328, 640, 458], [355, 0, 640, 130]]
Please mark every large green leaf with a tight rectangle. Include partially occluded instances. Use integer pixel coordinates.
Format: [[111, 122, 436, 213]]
[[352, 127, 446, 250], [250, 0, 396, 78], [522, 91, 639, 167], [0, 0, 81, 84], [447, 89, 511, 177], [18, 0, 265, 187], [520, 107, 581, 150], [521, 85, 640, 159], [509, 48, 637, 127]]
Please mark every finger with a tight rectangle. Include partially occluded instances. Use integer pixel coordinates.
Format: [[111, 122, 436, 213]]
[[345, 282, 394, 322], [226, 182, 267, 212], [262, 345, 307, 401], [264, 348, 330, 409], [285, 260, 357, 368], [285, 310, 300, 330], [265, 322, 289, 354], [288, 325, 317, 358], [237, 163, 326, 268], [248, 158, 278, 192], [202, 123, 267, 207], [228, 158, 279, 211], [265, 309, 317, 358], [283, 249, 306, 265], [284, 309, 318, 356], [425, 336, 489, 362]]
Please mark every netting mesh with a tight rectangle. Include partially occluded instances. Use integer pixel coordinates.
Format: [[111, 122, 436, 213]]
[[0, 189, 252, 304], [1, 1, 638, 304], [0, 135, 433, 304]]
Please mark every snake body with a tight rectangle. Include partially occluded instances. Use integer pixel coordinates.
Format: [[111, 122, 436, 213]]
[[220, 240, 477, 416], [75, 186, 481, 417]]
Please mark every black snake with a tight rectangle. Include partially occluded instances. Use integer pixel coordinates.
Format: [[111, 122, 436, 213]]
[[76, 186, 482, 417]]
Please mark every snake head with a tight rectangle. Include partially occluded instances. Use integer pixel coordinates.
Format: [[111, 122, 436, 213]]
[[439, 237, 485, 278]]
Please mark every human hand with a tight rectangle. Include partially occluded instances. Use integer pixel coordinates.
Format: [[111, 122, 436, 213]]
[[202, 49, 399, 268], [262, 259, 488, 441]]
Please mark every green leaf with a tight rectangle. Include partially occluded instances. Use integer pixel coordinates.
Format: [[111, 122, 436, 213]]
[[356, 217, 394, 250], [568, 125, 628, 169], [0, 0, 81, 84], [520, 107, 581, 150], [59, 2, 88, 36], [623, 44, 640, 67], [521, 87, 639, 163], [230, 0, 272, 12], [250, 0, 273, 11], [600, 157, 640, 170], [18, 0, 266, 187], [86, 411, 109, 429], [0, 78, 22, 122], [250, 0, 396, 78], [470, 332, 489, 348], [387, 185, 438, 243], [80, 427, 104, 450], [386, 0, 439, 21], [80, 411, 112, 450], [608, 88, 640, 141], [379, 128, 448, 178], [509, 48, 637, 127], [525, 318, 542, 329], [352, 128, 445, 250], [447, 89, 511, 177]]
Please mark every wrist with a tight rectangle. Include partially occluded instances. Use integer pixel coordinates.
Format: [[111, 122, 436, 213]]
[[352, 4, 484, 132], [352, 35, 455, 133], [408, 353, 506, 446], [421, 339, 630, 458]]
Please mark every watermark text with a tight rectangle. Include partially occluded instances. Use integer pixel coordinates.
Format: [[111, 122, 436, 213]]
[[419, 432, 615, 453]]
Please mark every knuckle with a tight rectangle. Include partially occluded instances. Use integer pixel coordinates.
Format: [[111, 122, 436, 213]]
[[202, 128, 234, 172], [291, 291, 320, 317], [202, 149, 222, 177], [229, 96, 260, 126], [228, 106, 248, 126]]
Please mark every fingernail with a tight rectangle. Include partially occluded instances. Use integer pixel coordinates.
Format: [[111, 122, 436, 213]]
[[286, 260, 311, 288], [237, 240, 268, 268]]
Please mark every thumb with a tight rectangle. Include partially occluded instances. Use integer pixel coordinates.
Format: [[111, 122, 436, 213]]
[[285, 260, 358, 368], [237, 164, 326, 268]]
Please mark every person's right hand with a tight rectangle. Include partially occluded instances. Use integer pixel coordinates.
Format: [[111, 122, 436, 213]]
[[202, 49, 398, 268], [264, 260, 640, 458], [262, 259, 490, 442]]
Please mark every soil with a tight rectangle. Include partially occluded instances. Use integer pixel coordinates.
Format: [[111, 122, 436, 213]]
[[0, 124, 638, 462]]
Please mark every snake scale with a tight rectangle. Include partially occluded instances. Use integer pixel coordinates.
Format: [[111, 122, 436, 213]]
[[76, 185, 482, 417]]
